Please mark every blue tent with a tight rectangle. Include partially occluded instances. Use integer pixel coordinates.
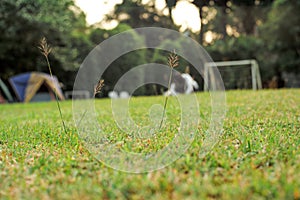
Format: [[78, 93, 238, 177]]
[[9, 72, 65, 102]]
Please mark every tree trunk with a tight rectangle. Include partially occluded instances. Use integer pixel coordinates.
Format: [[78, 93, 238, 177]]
[[220, 5, 227, 40], [168, 7, 173, 23], [199, 6, 204, 44], [242, 6, 256, 35]]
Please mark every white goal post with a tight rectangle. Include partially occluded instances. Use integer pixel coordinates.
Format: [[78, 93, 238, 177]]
[[204, 59, 262, 91]]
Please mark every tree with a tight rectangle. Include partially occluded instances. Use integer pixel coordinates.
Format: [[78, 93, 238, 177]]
[[230, 0, 274, 35], [260, 0, 300, 76], [105, 0, 179, 47], [191, 0, 211, 44], [165, 0, 227, 44], [0, 0, 90, 85], [90, 23, 148, 96], [165, 0, 177, 23], [107, 0, 176, 29], [207, 35, 263, 61]]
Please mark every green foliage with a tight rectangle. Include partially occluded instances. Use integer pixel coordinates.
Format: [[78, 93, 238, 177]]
[[107, 0, 178, 32], [207, 36, 263, 61], [260, 0, 300, 74], [90, 23, 147, 96], [206, 36, 265, 87], [0, 90, 299, 199], [0, 0, 90, 82], [231, 0, 274, 6], [203, 0, 299, 81], [90, 23, 133, 45], [151, 38, 193, 72], [0, 0, 299, 91], [150, 39, 191, 95]]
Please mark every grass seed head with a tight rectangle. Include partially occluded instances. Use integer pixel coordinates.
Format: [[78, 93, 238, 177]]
[[94, 79, 105, 97], [167, 50, 179, 68], [38, 37, 52, 57]]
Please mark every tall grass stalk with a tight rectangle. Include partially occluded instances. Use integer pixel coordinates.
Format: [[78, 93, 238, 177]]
[[159, 51, 179, 130], [76, 79, 104, 128], [38, 37, 67, 135]]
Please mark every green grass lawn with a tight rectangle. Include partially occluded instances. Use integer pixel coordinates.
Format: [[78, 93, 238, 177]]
[[0, 89, 299, 200]]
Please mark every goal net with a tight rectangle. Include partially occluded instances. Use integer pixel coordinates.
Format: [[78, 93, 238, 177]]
[[204, 60, 262, 91]]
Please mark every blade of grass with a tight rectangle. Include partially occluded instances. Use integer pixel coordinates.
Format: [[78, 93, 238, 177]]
[[159, 50, 179, 130], [159, 67, 173, 129], [39, 37, 67, 135]]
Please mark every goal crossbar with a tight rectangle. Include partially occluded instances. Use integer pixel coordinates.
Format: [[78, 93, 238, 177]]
[[204, 59, 262, 91]]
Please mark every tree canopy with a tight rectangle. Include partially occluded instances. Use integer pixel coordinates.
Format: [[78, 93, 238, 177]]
[[0, 0, 299, 93], [0, 0, 90, 82]]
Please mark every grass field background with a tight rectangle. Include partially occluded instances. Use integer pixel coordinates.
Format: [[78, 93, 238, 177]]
[[0, 89, 299, 199]]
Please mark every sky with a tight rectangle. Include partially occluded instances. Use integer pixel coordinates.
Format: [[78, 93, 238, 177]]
[[74, 0, 201, 32]]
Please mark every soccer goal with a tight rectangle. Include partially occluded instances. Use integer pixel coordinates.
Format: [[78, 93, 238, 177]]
[[204, 59, 262, 91]]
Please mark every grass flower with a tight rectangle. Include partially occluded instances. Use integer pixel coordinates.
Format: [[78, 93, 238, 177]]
[[159, 50, 179, 130], [94, 79, 105, 97], [38, 37, 67, 135], [38, 37, 52, 57]]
